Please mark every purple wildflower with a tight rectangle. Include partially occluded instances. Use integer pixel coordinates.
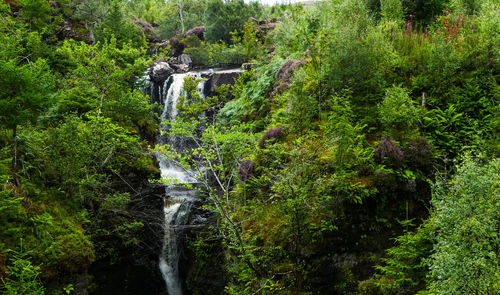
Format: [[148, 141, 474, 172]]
[[239, 159, 255, 181], [259, 126, 285, 148], [374, 136, 405, 168]]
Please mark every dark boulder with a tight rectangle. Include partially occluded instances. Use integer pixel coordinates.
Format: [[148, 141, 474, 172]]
[[149, 61, 174, 83], [204, 69, 241, 97], [168, 54, 192, 72], [169, 36, 185, 57]]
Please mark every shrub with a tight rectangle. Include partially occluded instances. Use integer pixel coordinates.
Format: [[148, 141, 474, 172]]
[[3, 252, 46, 295], [404, 137, 433, 172], [427, 156, 500, 294], [185, 26, 206, 40], [238, 159, 255, 181], [378, 85, 421, 132], [258, 126, 284, 149], [275, 59, 304, 81], [374, 136, 405, 168]]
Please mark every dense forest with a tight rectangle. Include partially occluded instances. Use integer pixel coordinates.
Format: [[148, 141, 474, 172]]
[[0, 0, 498, 294]]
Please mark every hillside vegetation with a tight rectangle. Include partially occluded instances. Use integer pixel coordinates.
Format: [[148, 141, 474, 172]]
[[0, 0, 498, 294]]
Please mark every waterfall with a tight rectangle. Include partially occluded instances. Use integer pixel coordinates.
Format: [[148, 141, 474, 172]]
[[139, 66, 239, 295], [155, 72, 206, 295]]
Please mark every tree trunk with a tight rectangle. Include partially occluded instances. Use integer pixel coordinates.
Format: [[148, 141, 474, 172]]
[[12, 124, 20, 186], [178, 0, 185, 34], [12, 124, 17, 170]]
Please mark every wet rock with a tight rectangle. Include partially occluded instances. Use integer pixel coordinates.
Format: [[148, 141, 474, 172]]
[[167, 54, 192, 72], [149, 61, 174, 83], [170, 62, 190, 73], [180, 204, 227, 295], [205, 69, 241, 96], [46, 271, 89, 295], [179, 54, 192, 66], [242, 63, 257, 70], [89, 181, 166, 295]]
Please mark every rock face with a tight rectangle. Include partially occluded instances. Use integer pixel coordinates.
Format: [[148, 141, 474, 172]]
[[179, 54, 192, 66], [202, 68, 242, 97], [169, 36, 185, 57], [88, 181, 167, 295], [168, 54, 193, 72], [179, 202, 228, 295], [149, 61, 174, 83]]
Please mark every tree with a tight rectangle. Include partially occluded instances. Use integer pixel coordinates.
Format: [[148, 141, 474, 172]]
[[205, 0, 263, 43], [0, 59, 54, 171], [2, 251, 45, 295], [0, 5, 55, 172], [427, 156, 499, 294], [74, 0, 142, 45], [378, 85, 421, 135], [56, 37, 154, 133]]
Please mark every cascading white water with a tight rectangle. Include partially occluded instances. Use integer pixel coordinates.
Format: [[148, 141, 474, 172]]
[[158, 74, 197, 184], [156, 72, 206, 295], [146, 67, 240, 295]]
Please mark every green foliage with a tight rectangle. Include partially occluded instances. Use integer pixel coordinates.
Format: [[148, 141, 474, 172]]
[[177, 76, 231, 119], [0, 151, 25, 249], [184, 35, 251, 67], [218, 58, 284, 128], [380, 0, 404, 23], [56, 37, 155, 133], [0, 0, 498, 293], [374, 226, 432, 294], [0, 58, 55, 130], [74, 0, 144, 45], [125, 0, 168, 24], [378, 85, 421, 133], [422, 105, 472, 156], [205, 0, 262, 44], [27, 210, 95, 277], [427, 156, 500, 294], [401, 0, 449, 22], [2, 250, 45, 295], [17, 0, 55, 32], [285, 68, 321, 130], [325, 94, 374, 171], [158, 0, 208, 39], [29, 115, 148, 203]]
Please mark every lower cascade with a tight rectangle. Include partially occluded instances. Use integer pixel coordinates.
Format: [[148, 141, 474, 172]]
[[155, 72, 205, 295]]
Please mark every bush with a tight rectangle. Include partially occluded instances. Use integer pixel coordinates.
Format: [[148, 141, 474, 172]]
[[378, 85, 421, 132], [427, 156, 500, 294], [238, 159, 255, 181], [374, 136, 405, 168], [404, 137, 433, 172], [258, 126, 284, 148], [3, 252, 45, 295]]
